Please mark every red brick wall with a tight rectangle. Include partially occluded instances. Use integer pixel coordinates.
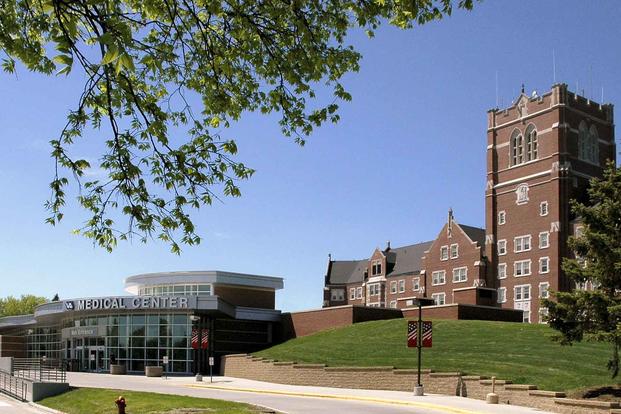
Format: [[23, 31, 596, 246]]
[[280, 306, 403, 339], [402, 304, 522, 322], [421, 220, 485, 306], [486, 84, 616, 323]]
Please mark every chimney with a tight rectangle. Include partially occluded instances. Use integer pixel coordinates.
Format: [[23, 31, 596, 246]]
[[386, 240, 391, 250], [447, 208, 454, 237], [328, 253, 332, 261]]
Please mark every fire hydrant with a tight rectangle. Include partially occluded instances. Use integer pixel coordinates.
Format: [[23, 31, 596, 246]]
[[115, 396, 127, 414]]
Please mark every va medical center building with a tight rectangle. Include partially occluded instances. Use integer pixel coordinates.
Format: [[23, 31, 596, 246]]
[[0, 271, 283, 374]]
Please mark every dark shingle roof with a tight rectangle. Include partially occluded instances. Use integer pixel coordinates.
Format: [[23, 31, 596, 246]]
[[387, 241, 433, 277], [327, 260, 368, 284], [327, 241, 433, 284], [460, 224, 486, 247]]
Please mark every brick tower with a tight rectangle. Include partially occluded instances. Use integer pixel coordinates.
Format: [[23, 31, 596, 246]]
[[485, 84, 616, 323]]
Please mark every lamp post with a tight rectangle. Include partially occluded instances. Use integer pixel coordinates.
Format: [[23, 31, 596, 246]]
[[411, 297, 435, 396], [189, 315, 202, 382]]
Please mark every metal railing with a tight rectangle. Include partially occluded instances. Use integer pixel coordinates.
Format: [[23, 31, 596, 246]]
[[0, 370, 28, 402], [11, 358, 66, 383]]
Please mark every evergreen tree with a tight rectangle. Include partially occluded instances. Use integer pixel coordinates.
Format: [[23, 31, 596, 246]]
[[544, 162, 621, 377]]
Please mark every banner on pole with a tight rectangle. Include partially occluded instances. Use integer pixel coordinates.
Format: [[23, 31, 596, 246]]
[[422, 321, 432, 347], [191, 327, 198, 349], [407, 320, 432, 348]]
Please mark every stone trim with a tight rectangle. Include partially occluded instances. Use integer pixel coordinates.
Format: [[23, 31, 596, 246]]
[[221, 354, 609, 414]]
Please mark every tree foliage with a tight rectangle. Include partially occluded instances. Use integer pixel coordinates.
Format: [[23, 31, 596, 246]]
[[0, 0, 473, 253], [0, 295, 49, 317], [544, 162, 621, 377]]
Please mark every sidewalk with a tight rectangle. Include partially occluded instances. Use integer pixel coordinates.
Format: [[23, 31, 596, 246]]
[[66, 372, 553, 414], [0, 394, 48, 414]]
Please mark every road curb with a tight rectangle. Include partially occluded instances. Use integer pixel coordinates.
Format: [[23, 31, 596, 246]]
[[186, 384, 481, 414], [28, 402, 66, 414]]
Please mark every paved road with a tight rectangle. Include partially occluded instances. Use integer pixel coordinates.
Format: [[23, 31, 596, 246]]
[[0, 394, 46, 414], [65, 372, 553, 414]]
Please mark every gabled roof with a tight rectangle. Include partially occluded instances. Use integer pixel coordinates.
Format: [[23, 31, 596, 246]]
[[327, 260, 368, 284], [326, 241, 433, 284], [387, 242, 433, 277]]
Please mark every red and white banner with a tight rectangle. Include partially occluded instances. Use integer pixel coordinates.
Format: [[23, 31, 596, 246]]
[[192, 327, 209, 350], [407, 321, 432, 348]]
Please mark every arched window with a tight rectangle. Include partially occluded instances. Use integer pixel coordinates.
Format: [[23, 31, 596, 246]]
[[511, 129, 524, 166], [589, 125, 599, 164], [525, 124, 538, 162], [578, 121, 588, 161]]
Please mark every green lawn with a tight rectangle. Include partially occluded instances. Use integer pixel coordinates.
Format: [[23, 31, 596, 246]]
[[256, 319, 617, 392], [38, 387, 264, 414]]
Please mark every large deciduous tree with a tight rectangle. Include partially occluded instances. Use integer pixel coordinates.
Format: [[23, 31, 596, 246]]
[[0, 295, 49, 317], [544, 162, 621, 377], [0, 0, 473, 253]]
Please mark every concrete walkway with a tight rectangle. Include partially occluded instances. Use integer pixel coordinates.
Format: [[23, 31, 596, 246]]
[[65, 372, 554, 414], [0, 394, 48, 414]]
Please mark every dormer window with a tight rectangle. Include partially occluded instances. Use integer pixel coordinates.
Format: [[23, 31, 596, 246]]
[[371, 260, 382, 276]]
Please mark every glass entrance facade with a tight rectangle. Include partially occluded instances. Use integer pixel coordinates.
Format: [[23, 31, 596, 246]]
[[60, 312, 192, 373]]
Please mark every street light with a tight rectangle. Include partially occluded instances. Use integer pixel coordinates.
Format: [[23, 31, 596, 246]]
[[189, 315, 202, 382], [411, 297, 435, 396]]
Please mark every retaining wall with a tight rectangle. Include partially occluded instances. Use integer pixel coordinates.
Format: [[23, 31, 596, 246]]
[[222, 354, 619, 414]]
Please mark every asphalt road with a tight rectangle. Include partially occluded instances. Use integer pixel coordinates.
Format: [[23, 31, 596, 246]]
[[64, 372, 553, 414]]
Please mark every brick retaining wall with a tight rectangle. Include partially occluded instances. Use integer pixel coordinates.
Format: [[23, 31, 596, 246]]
[[221, 354, 619, 414]]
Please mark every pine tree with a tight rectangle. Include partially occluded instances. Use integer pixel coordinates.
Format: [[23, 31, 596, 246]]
[[544, 162, 621, 377]]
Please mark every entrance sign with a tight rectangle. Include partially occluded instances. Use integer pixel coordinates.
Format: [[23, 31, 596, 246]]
[[64, 296, 193, 311]]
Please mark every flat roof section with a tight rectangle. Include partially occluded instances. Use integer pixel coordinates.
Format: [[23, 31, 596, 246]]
[[124, 270, 284, 294]]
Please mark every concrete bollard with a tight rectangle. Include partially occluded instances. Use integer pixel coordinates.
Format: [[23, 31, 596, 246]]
[[486, 376, 499, 404], [413, 385, 424, 396]]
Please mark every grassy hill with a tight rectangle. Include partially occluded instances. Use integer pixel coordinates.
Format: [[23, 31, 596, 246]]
[[255, 319, 616, 392]]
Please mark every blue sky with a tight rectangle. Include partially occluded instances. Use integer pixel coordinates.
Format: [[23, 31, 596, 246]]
[[0, 1, 619, 312]]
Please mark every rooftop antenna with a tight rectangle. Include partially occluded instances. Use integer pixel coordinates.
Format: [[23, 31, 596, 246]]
[[495, 71, 499, 108], [589, 65, 593, 102], [552, 49, 556, 84], [601, 86, 604, 103]]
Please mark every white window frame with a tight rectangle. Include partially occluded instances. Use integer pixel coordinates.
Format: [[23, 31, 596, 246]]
[[539, 282, 550, 299], [440, 245, 449, 261], [390, 281, 397, 294], [514, 235, 532, 253], [431, 292, 446, 306], [498, 211, 506, 225], [538, 307, 549, 324], [368, 283, 380, 296], [540, 201, 549, 216], [539, 231, 550, 249], [349, 288, 356, 300], [539, 257, 550, 274], [497, 263, 507, 279], [356, 287, 363, 299], [514, 284, 531, 323], [389, 300, 397, 309], [514, 284, 531, 301], [497, 287, 507, 303], [431, 270, 446, 286], [497, 239, 507, 256], [450, 243, 459, 259], [452, 267, 468, 283], [514, 259, 532, 277], [398, 279, 406, 293], [412, 277, 420, 291]]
